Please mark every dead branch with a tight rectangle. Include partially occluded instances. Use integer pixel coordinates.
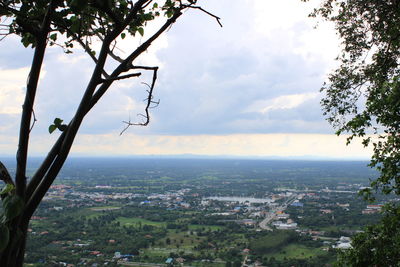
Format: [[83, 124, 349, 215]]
[[99, 72, 141, 84], [182, 4, 223, 27], [120, 66, 158, 135], [29, 109, 37, 132]]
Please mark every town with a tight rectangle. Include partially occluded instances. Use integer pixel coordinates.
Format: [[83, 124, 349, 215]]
[[17, 158, 389, 267]]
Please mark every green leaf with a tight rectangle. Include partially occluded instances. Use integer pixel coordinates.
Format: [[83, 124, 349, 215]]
[[0, 184, 14, 195], [54, 118, 63, 126], [166, 9, 174, 18], [49, 33, 57, 41], [70, 0, 88, 11], [121, 32, 126, 39], [0, 224, 9, 252], [21, 36, 31, 48], [2, 195, 24, 221], [70, 19, 81, 34], [48, 124, 57, 134], [138, 27, 144, 36]]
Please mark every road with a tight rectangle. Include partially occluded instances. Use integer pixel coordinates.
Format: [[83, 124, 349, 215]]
[[259, 212, 274, 230], [241, 254, 248, 267], [259, 195, 297, 230]]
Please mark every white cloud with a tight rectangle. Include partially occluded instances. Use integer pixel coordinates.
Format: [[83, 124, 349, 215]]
[[245, 92, 318, 114], [252, 0, 339, 64], [0, 0, 352, 158], [0, 67, 29, 114]]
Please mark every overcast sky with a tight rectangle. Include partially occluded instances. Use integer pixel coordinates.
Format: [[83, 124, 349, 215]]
[[0, 0, 372, 159]]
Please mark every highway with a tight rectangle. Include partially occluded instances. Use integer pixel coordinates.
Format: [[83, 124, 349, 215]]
[[259, 195, 297, 230]]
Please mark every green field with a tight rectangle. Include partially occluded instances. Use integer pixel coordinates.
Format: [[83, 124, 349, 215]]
[[116, 216, 167, 227], [266, 243, 328, 260], [90, 206, 121, 211], [188, 224, 224, 231]]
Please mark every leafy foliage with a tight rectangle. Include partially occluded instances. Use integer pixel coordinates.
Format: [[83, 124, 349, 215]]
[[48, 118, 67, 134], [310, 0, 400, 265], [311, 0, 400, 197], [0, 184, 24, 252], [337, 205, 400, 266], [1, 0, 180, 52]]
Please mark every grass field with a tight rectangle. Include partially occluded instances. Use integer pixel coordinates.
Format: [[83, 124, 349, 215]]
[[90, 206, 121, 211], [188, 224, 224, 231], [116, 217, 167, 227], [266, 243, 327, 260]]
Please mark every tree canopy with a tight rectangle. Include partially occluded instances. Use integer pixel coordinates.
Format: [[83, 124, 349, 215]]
[[310, 0, 400, 265], [312, 0, 400, 197]]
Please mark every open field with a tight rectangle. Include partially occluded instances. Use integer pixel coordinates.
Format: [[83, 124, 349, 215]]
[[116, 217, 167, 227], [266, 243, 328, 260]]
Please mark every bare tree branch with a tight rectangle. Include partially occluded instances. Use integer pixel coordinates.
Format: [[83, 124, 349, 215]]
[[88, 10, 183, 110], [183, 4, 223, 27], [94, 30, 125, 63], [29, 109, 37, 132], [120, 66, 158, 135], [99, 72, 141, 84]]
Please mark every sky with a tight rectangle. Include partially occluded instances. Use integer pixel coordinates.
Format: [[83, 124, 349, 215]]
[[0, 0, 373, 159]]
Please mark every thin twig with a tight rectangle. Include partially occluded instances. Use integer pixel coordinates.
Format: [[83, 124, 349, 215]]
[[29, 109, 37, 132], [183, 5, 223, 27], [120, 66, 158, 135]]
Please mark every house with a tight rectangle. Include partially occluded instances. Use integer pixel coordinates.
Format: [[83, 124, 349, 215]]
[[340, 236, 351, 243], [272, 221, 297, 230], [176, 257, 185, 264], [333, 236, 352, 249], [180, 202, 190, 208], [120, 254, 134, 261], [320, 209, 333, 214], [362, 209, 379, 214], [276, 213, 290, 219], [165, 258, 174, 265], [367, 204, 383, 210], [336, 242, 352, 249], [291, 201, 304, 207]]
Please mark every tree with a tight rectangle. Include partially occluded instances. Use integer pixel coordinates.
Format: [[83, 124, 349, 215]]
[[309, 0, 400, 265], [0, 1, 221, 266], [311, 0, 400, 197], [336, 204, 400, 266]]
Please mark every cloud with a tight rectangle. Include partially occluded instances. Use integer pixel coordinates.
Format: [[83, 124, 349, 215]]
[[0, 67, 30, 113], [0, 36, 34, 69], [245, 92, 319, 114], [0, 0, 339, 137], [66, 133, 372, 159], [137, 0, 339, 135], [0, 0, 349, 157]]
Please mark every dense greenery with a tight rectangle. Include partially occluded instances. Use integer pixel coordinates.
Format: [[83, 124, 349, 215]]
[[312, 0, 400, 197], [311, 0, 400, 265], [337, 205, 400, 266]]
